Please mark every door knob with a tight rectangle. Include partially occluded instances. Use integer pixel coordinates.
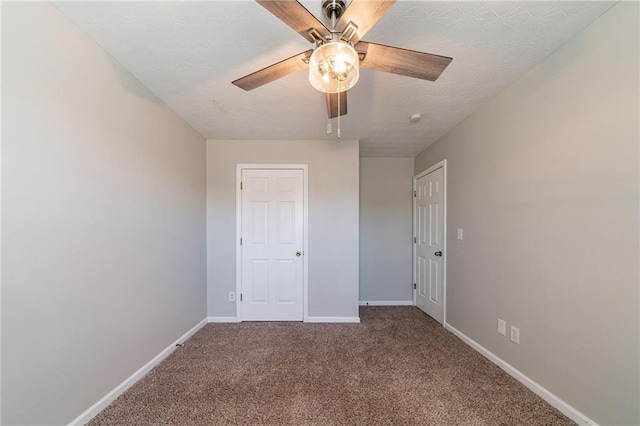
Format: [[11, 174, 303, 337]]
[[434, 251, 442, 257], [296, 251, 302, 257]]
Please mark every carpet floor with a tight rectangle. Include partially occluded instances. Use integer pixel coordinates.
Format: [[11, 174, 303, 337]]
[[90, 307, 573, 425]]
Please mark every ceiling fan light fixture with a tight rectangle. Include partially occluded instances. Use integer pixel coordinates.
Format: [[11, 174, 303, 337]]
[[309, 41, 359, 93]]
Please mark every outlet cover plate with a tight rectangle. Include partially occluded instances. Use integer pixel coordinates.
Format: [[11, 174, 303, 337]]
[[510, 326, 520, 344], [498, 319, 506, 335]]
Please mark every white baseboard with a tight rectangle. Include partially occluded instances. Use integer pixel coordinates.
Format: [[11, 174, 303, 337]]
[[359, 300, 414, 306], [207, 316, 240, 323], [208, 317, 361, 323], [444, 323, 598, 426], [68, 318, 207, 426], [305, 316, 361, 323]]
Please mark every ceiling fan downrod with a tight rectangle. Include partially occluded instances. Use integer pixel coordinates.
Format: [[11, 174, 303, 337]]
[[322, 0, 346, 31]]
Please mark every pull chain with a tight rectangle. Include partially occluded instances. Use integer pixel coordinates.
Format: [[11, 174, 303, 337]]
[[330, 7, 342, 139], [337, 88, 341, 139]]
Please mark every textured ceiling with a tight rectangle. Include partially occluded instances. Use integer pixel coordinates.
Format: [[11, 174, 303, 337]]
[[54, 1, 614, 157]]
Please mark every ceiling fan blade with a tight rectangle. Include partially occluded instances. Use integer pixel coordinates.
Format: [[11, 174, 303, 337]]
[[257, 0, 331, 43], [232, 50, 313, 91], [335, 0, 396, 44], [326, 91, 348, 119], [356, 41, 452, 81]]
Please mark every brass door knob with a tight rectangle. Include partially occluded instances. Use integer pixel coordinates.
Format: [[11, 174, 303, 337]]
[[296, 251, 302, 257]]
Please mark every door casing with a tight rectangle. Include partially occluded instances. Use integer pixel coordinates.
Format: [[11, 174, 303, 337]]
[[413, 159, 447, 326], [236, 164, 309, 322]]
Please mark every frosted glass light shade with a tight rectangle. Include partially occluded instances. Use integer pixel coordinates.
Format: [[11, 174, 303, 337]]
[[308, 41, 359, 93]]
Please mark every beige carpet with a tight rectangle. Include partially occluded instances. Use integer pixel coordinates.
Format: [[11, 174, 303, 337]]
[[90, 307, 572, 425]]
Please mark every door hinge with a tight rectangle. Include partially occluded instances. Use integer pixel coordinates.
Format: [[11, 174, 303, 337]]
[[414, 190, 417, 198], [413, 237, 417, 244], [240, 237, 243, 246], [240, 293, 243, 301], [240, 182, 243, 190], [413, 283, 417, 290]]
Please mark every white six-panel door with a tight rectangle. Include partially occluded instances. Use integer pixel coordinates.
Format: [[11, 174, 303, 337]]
[[241, 169, 304, 321], [415, 166, 444, 323]]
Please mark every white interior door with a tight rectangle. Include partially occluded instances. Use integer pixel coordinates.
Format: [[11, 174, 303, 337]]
[[415, 166, 445, 323], [241, 169, 304, 321]]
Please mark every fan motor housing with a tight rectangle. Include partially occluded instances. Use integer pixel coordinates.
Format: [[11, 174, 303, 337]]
[[322, 0, 346, 20]]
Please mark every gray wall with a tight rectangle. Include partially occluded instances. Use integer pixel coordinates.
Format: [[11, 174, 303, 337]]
[[1, 3, 207, 424], [359, 158, 414, 303], [207, 140, 359, 319], [414, 3, 639, 425]]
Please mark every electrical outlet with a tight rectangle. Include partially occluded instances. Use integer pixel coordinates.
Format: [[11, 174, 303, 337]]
[[510, 326, 520, 344], [229, 291, 236, 302], [457, 228, 464, 240], [497, 319, 506, 336]]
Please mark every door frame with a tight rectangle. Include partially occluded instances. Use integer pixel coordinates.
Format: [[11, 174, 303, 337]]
[[236, 164, 309, 322], [413, 159, 447, 326]]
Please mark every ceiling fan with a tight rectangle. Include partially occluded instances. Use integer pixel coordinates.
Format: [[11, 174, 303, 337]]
[[232, 0, 453, 121]]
